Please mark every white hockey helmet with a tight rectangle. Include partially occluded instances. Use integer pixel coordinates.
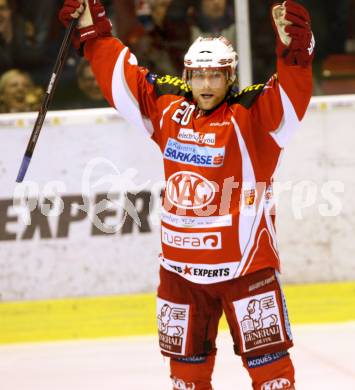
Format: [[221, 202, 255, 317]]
[[183, 36, 239, 83]]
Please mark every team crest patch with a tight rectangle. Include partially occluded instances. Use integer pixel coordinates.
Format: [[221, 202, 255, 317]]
[[171, 376, 196, 390], [157, 298, 190, 355], [233, 291, 285, 353], [261, 378, 291, 389]]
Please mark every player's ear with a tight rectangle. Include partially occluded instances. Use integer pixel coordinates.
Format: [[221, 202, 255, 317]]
[[227, 74, 237, 88]]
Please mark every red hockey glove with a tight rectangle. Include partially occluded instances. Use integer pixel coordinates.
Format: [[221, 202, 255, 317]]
[[59, 0, 112, 49], [271, 1, 315, 67]]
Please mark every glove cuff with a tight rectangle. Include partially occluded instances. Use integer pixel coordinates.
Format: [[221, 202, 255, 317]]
[[78, 0, 112, 43], [78, 19, 112, 43]]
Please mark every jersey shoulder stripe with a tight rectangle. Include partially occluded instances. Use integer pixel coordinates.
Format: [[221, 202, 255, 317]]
[[148, 73, 193, 98], [228, 83, 265, 109]]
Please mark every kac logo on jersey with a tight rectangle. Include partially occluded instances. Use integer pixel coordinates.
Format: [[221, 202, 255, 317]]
[[178, 128, 216, 145], [164, 138, 225, 168], [166, 171, 215, 209]]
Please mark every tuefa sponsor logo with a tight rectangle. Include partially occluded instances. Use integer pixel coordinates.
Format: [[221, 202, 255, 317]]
[[162, 227, 221, 250]]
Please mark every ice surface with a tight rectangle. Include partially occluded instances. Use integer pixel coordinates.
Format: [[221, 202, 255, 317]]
[[0, 322, 354, 389]]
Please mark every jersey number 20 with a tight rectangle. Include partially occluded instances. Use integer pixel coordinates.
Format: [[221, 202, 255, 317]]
[[172, 102, 195, 126]]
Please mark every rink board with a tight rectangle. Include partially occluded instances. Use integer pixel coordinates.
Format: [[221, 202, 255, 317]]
[[1, 96, 355, 344], [0, 281, 354, 344], [1, 96, 355, 303]]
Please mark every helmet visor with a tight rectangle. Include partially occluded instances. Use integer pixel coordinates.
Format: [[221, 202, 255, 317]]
[[189, 69, 229, 89]]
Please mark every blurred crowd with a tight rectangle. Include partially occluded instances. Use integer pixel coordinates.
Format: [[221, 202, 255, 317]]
[[0, 0, 354, 113]]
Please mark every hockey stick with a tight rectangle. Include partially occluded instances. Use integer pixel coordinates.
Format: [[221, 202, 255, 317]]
[[16, 19, 78, 183]]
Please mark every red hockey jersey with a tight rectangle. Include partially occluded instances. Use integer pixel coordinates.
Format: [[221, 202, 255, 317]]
[[84, 37, 312, 284]]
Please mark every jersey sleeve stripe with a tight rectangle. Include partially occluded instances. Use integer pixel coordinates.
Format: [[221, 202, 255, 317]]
[[270, 85, 301, 147], [111, 47, 154, 136]]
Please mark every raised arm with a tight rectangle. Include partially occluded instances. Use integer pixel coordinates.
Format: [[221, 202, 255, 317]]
[[250, 0, 314, 148], [59, 0, 160, 137]]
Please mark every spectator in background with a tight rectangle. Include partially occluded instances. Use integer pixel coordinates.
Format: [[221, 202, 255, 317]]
[[348, 0, 355, 52], [190, 0, 236, 48], [164, 0, 235, 72], [306, 0, 351, 60], [76, 58, 107, 108], [0, 0, 53, 79], [0, 69, 43, 113], [149, 0, 170, 28], [0, 0, 16, 70], [114, 0, 145, 45], [51, 58, 108, 110], [145, 0, 190, 74], [249, 0, 354, 89], [127, 0, 180, 74], [16, 0, 58, 53], [249, 0, 276, 83], [135, 0, 154, 30], [0, 0, 10, 37]]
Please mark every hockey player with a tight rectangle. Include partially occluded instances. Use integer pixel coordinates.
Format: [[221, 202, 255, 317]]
[[59, 1, 314, 389]]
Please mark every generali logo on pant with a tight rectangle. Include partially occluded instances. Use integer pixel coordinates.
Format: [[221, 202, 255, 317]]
[[234, 291, 285, 353], [261, 378, 291, 389], [157, 298, 190, 355]]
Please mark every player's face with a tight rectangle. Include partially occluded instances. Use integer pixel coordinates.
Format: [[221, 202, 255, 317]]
[[191, 69, 229, 111]]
